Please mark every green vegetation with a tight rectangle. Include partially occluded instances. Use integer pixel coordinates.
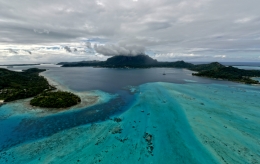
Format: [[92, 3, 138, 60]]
[[190, 62, 226, 72], [192, 65, 260, 84], [0, 68, 81, 109], [0, 68, 55, 102], [30, 91, 81, 108], [105, 54, 157, 66]]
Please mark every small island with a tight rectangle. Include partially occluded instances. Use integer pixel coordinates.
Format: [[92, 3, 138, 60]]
[[30, 91, 81, 108], [0, 68, 81, 109]]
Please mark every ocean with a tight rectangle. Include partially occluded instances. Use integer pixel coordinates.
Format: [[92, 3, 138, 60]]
[[0, 65, 259, 163]]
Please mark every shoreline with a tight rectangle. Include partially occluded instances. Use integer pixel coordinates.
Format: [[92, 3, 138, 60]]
[[0, 100, 5, 106], [0, 70, 108, 114], [23, 72, 101, 112]]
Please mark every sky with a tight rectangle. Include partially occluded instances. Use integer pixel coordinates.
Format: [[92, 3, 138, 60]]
[[0, 0, 260, 64]]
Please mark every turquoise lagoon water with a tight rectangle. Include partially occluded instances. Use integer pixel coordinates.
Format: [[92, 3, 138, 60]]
[[0, 66, 260, 163]]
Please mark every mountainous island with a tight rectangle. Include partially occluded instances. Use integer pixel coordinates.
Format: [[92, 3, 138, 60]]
[[59, 55, 194, 68], [0, 68, 81, 108], [58, 54, 260, 84]]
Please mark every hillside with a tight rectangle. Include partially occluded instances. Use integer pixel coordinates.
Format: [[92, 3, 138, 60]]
[[106, 55, 158, 66], [190, 62, 226, 71], [192, 64, 260, 84], [158, 61, 194, 68]]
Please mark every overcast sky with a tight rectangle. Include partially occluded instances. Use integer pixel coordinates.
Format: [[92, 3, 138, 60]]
[[1, 0, 260, 64]]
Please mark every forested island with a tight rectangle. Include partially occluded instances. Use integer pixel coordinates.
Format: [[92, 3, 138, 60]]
[[190, 62, 260, 84], [58, 55, 194, 68], [30, 91, 81, 108], [0, 68, 54, 102], [0, 68, 81, 108], [58, 55, 260, 84]]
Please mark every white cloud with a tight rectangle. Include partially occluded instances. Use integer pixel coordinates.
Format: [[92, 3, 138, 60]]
[[178, 15, 196, 23], [96, 1, 104, 6], [234, 17, 254, 23], [154, 53, 203, 61], [33, 29, 50, 34], [177, 0, 210, 9], [214, 55, 226, 58]]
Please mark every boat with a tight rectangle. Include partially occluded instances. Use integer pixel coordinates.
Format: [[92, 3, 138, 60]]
[[163, 71, 166, 75]]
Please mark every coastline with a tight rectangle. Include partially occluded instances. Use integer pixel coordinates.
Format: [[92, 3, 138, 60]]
[[0, 70, 113, 115], [25, 71, 101, 112], [0, 100, 5, 106]]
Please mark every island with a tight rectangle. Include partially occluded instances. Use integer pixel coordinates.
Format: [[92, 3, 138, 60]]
[[58, 54, 260, 84], [190, 62, 260, 84], [58, 55, 194, 68], [0, 68, 81, 108], [30, 91, 81, 108], [0, 68, 55, 102]]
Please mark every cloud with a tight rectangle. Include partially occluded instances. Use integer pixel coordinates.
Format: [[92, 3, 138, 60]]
[[85, 42, 92, 49], [234, 17, 254, 24], [24, 50, 32, 54], [9, 49, 18, 54], [0, 0, 260, 63], [64, 46, 72, 53], [154, 53, 204, 61], [33, 29, 50, 34], [214, 55, 226, 58], [94, 44, 145, 56], [0, 44, 109, 64]]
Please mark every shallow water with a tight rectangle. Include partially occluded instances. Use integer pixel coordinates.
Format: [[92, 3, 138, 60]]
[[0, 66, 260, 164]]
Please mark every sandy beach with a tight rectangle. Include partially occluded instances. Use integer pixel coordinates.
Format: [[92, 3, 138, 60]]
[[33, 72, 101, 112]]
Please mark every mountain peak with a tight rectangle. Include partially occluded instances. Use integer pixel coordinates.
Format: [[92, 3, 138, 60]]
[[106, 54, 158, 66]]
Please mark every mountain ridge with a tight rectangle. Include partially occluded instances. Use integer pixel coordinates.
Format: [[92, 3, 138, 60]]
[[59, 54, 193, 68]]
